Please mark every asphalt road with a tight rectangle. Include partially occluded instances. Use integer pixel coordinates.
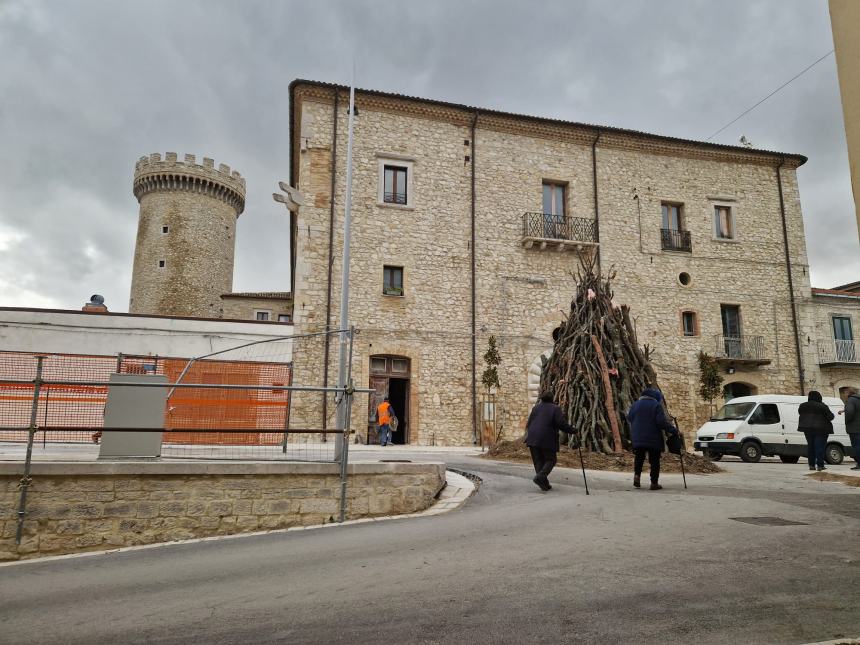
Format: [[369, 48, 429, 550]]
[[1, 453, 858, 645]]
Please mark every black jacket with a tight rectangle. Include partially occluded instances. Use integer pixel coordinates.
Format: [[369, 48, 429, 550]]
[[797, 391, 834, 435], [525, 401, 574, 452], [845, 394, 860, 435], [627, 388, 677, 451]]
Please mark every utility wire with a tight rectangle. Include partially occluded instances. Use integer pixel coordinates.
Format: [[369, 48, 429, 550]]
[[705, 49, 834, 141]]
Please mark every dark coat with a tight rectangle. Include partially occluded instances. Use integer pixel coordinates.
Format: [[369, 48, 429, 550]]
[[845, 394, 860, 435], [627, 388, 677, 451], [525, 401, 574, 452], [797, 391, 834, 435]]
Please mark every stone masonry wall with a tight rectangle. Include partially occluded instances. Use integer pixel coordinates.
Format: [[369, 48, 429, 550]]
[[220, 296, 294, 322], [291, 84, 815, 445], [803, 294, 860, 396], [0, 462, 445, 561]]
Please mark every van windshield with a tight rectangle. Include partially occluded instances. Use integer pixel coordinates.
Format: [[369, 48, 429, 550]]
[[711, 402, 756, 421]]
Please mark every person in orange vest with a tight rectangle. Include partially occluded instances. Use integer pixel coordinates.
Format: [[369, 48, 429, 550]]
[[376, 396, 395, 446]]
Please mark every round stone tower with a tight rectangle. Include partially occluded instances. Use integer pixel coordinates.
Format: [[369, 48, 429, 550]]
[[129, 152, 246, 318]]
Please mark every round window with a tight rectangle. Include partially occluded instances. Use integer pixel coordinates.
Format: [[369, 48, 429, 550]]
[[678, 272, 691, 286]]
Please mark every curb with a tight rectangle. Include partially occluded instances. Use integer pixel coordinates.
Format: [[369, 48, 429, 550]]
[[0, 469, 476, 568]]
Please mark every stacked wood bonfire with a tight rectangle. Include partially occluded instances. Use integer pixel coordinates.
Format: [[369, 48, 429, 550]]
[[539, 259, 667, 453]]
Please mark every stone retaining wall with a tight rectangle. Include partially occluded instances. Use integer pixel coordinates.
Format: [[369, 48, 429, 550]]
[[0, 461, 445, 561]]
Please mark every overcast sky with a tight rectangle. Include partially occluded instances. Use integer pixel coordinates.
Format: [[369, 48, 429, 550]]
[[0, 0, 857, 311]]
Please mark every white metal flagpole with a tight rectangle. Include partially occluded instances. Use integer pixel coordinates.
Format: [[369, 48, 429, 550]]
[[334, 68, 356, 461]]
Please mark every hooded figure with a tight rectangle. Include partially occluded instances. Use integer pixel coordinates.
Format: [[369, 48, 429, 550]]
[[525, 391, 575, 491], [798, 390, 834, 471], [626, 387, 678, 490], [843, 387, 860, 470]]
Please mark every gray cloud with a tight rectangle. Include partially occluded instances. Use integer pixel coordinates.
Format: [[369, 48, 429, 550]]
[[0, 0, 856, 311]]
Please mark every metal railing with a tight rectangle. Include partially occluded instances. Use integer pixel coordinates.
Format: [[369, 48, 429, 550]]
[[818, 339, 859, 364], [660, 228, 692, 252], [522, 213, 597, 243], [3, 327, 373, 542], [713, 334, 767, 361], [383, 191, 407, 205]]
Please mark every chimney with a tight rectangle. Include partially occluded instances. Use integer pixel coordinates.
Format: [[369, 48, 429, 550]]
[[82, 294, 108, 313]]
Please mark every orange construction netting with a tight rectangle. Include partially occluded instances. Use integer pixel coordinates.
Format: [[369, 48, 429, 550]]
[[0, 351, 291, 445]]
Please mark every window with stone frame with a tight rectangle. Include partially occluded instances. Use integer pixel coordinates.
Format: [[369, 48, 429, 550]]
[[681, 311, 698, 337], [277, 314, 292, 323], [714, 205, 735, 240], [383, 265, 404, 296], [255, 310, 271, 321], [383, 165, 408, 205]]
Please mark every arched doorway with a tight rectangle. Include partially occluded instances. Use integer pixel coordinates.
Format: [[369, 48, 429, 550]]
[[723, 382, 756, 402], [367, 355, 411, 445]]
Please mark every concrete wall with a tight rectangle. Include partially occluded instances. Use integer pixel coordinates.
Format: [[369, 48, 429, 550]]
[[289, 83, 815, 445], [0, 461, 445, 561], [0, 308, 293, 361]]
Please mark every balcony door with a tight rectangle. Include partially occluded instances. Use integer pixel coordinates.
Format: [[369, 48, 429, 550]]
[[542, 182, 566, 238], [721, 305, 742, 358], [833, 316, 855, 362], [661, 203, 682, 231]]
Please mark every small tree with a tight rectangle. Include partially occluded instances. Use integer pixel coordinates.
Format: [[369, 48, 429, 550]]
[[698, 351, 723, 413], [482, 335, 501, 392]]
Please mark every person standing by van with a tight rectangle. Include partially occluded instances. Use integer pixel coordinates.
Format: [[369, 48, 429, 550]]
[[841, 387, 860, 470], [798, 391, 834, 471], [627, 387, 679, 490]]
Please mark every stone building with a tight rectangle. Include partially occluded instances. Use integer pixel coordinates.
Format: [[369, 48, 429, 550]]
[[286, 79, 837, 446], [129, 153, 292, 322], [803, 286, 860, 398]]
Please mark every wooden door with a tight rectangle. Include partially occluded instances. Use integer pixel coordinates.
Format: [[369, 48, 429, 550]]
[[367, 376, 388, 445]]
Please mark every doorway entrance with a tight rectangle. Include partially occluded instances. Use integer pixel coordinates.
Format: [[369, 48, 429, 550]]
[[367, 355, 410, 445], [723, 382, 755, 402]]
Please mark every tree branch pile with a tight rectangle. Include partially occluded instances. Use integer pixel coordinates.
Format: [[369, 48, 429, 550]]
[[539, 259, 665, 453]]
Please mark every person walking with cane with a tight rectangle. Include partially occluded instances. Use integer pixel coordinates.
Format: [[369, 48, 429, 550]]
[[525, 390, 575, 491], [627, 386, 679, 490]]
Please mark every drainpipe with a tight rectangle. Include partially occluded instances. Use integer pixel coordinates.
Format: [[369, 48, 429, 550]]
[[321, 88, 340, 432], [591, 129, 601, 272], [470, 111, 478, 445], [776, 157, 805, 395]]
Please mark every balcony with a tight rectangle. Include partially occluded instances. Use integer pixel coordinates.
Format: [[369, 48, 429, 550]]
[[818, 340, 859, 366], [660, 228, 692, 252], [713, 335, 771, 366], [521, 213, 598, 252]]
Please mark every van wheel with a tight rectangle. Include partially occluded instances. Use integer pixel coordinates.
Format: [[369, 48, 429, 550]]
[[779, 455, 800, 464], [740, 441, 762, 463], [706, 450, 723, 461], [825, 443, 844, 465]]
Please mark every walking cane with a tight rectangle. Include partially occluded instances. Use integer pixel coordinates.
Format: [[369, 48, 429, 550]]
[[575, 437, 590, 495], [672, 416, 688, 490]]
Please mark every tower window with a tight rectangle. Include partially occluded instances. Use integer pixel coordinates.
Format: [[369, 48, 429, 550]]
[[158, 260, 165, 268], [383, 266, 404, 296], [162, 226, 169, 234]]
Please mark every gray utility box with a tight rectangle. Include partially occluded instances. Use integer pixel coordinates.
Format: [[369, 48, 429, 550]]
[[98, 373, 167, 459]]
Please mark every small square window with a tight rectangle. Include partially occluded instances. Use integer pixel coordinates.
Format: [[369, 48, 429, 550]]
[[162, 226, 169, 234], [682, 311, 698, 337], [383, 166, 408, 205], [383, 265, 404, 296], [255, 311, 270, 321], [277, 314, 291, 323], [392, 358, 408, 373], [370, 357, 387, 372], [714, 205, 735, 240], [158, 260, 165, 268]]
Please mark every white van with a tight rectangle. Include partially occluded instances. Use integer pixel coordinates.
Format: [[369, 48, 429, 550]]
[[693, 395, 856, 464]]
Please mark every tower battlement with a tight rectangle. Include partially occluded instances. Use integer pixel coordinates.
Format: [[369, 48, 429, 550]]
[[133, 152, 246, 215]]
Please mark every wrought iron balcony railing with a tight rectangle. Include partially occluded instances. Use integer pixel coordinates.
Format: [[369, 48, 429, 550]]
[[818, 339, 859, 365], [522, 213, 597, 244], [660, 228, 692, 252], [383, 191, 407, 205], [713, 334, 769, 363]]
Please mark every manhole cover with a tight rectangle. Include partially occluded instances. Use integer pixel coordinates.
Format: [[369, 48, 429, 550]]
[[730, 516, 808, 526]]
